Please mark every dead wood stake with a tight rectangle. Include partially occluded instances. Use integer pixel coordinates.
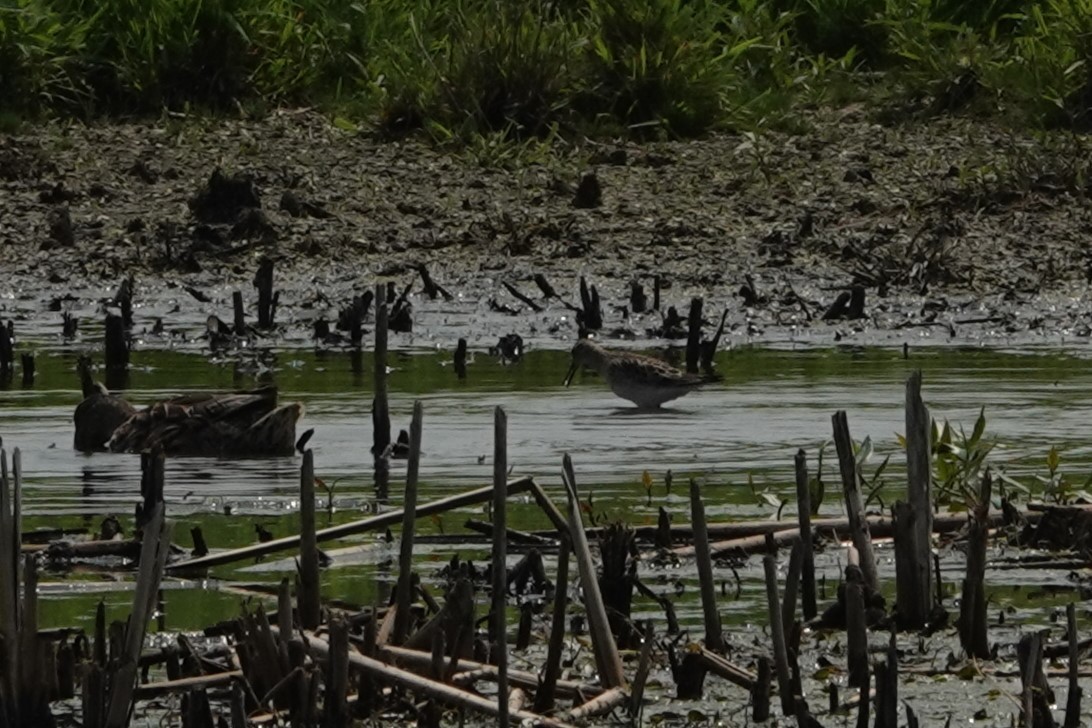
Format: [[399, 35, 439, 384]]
[[794, 449, 817, 620], [689, 478, 723, 652], [393, 401, 424, 645], [762, 552, 794, 715], [831, 410, 879, 592], [298, 449, 320, 630], [561, 454, 626, 690], [492, 407, 510, 727]]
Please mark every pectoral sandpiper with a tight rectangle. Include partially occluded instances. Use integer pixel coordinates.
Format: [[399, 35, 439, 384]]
[[563, 339, 719, 409]]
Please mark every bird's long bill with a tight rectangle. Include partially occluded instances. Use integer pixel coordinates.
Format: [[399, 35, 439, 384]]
[[563, 360, 579, 387]]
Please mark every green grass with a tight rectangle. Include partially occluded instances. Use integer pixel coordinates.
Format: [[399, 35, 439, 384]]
[[2, 0, 1092, 137]]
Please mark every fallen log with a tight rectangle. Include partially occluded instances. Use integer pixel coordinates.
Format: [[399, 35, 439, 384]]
[[168, 477, 536, 571], [291, 629, 577, 728], [380, 644, 601, 700]]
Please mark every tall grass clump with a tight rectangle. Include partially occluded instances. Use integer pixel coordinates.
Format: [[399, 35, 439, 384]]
[[389, 0, 579, 139], [5, 0, 1092, 138], [0, 0, 88, 113]]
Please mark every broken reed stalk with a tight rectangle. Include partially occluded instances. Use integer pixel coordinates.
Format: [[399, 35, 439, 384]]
[[781, 540, 803, 640], [752, 657, 771, 722], [1019, 631, 1054, 728], [560, 455, 626, 690], [170, 477, 536, 570], [292, 630, 577, 728], [297, 449, 320, 631], [689, 478, 723, 653], [831, 411, 879, 592], [897, 370, 933, 628], [960, 470, 991, 659], [533, 532, 570, 714], [1065, 603, 1082, 728], [794, 449, 817, 620], [232, 291, 245, 335], [845, 581, 869, 693], [685, 297, 702, 374], [393, 401, 424, 645], [104, 490, 174, 727], [492, 406, 510, 727], [372, 282, 391, 497], [762, 551, 793, 716], [874, 631, 898, 728], [324, 619, 350, 727]]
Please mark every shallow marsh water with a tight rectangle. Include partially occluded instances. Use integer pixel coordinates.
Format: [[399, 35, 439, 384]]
[[4, 338, 1092, 725]]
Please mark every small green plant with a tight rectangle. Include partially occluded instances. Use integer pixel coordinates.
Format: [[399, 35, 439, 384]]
[[927, 407, 993, 508], [1033, 445, 1092, 503]]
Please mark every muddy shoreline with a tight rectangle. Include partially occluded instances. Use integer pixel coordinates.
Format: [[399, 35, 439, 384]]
[[3, 110, 1092, 352]]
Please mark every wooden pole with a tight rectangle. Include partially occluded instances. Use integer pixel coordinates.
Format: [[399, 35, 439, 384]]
[[393, 401, 424, 645], [492, 407, 509, 727], [794, 449, 817, 620], [298, 449, 320, 631], [169, 477, 535, 570], [689, 478, 723, 653], [831, 410, 879, 592]]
